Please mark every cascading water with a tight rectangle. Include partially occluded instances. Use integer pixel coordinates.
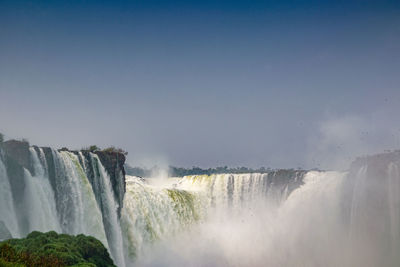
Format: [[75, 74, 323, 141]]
[[0, 145, 124, 264], [1, 142, 400, 267], [177, 172, 304, 211], [120, 172, 307, 265], [89, 153, 126, 267], [0, 152, 19, 238], [123, 162, 400, 267], [121, 176, 203, 264], [23, 148, 61, 233], [52, 150, 108, 245]]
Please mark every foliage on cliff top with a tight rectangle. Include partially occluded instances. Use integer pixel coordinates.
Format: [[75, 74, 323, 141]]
[[125, 164, 307, 178], [102, 146, 128, 156], [81, 145, 128, 156], [0, 231, 115, 267]]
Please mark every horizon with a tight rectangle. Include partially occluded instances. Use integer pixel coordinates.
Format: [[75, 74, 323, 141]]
[[2, 133, 399, 172]]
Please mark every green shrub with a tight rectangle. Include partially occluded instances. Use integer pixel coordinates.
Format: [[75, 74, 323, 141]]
[[0, 231, 115, 267], [102, 146, 128, 156]]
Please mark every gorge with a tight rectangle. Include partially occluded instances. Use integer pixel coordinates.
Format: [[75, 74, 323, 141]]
[[1, 139, 400, 266]]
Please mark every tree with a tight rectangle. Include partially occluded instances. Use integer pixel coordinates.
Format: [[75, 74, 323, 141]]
[[103, 146, 128, 156], [0, 132, 3, 143], [89, 145, 100, 152]]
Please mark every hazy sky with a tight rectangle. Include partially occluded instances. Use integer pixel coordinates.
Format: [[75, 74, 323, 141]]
[[1, 0, 400, 169]]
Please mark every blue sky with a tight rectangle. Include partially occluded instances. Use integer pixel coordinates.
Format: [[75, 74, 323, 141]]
[[1, 0, 400, 169]]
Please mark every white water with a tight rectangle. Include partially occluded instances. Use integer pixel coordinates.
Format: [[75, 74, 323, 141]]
[[125, 168, 400, 267], [23, 148, 61, 233], [53, 151, 109, 246], [121, 175, 203, 265], [90, 154, 126, 267], [2, 146, 400, 267], [132, 171, 347, 267], [0, 154, 20, 237], [177, 173, 300, 211]]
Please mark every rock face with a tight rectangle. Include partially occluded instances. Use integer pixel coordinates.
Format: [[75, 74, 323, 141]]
[[95, 151, 126, 214], [78, 150, 126, 216], [266, 169, 307, 195], [0, 140, 127, 218], [1, 140, 33, 174], [0, 140, 33, 234]]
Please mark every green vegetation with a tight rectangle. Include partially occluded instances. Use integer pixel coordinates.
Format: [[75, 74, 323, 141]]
[[81, 145, 128, 155], [124, 164, 296, 177], [102, 146, 128, 156], [0, 133, 4, 143], [0, 231, 115, 267], [81, 145, 100, 152], [169, 166, 271, 177]]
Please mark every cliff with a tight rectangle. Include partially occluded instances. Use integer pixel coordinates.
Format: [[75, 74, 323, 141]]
[[341, 150, 400, 229], [0, 140, 127, 218], [94, 151, 126, 215], [0, 140, 33, 234]]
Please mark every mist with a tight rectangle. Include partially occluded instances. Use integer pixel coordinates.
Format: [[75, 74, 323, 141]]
[[124, 166, 400, 267]]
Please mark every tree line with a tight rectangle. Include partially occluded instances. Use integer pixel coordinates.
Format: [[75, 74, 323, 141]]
[[123, 164, 297, 178]]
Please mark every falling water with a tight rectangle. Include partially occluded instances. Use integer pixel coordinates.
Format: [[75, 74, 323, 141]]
[[125, 164, 400, 267], [0, 147, 121, 262], [23, 148, 61, 233], [89, 154, 126, 267], [1, 145, 400, 267], [121, 176, 203, 264], [0, 153, 19, 238], [388, 163, 400, 257], [52, 150, 109, 245]]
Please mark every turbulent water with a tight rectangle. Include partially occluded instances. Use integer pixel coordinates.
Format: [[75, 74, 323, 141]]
[[1, 146, 400, 267]]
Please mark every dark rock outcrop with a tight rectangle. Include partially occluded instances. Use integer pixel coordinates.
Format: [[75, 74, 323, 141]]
[[1, 140, 33, 174], [95, 151, 126, 214], [79, 150, 126, 216], [0, 140, 127, 220], [42, 147, 57, 194], [266, 169, 307, 194]]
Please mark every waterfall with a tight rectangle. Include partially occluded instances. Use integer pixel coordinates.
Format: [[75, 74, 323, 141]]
[[51, 150, 108, 246], [343, 155, 400, 267], [120, 171, 306, 264], [121, 176, 203, 264], [0, 146, 125, 265], [0, 153, 19, 238], [127, 162, 400, 267], [89, 153, 125, 267], [177, 172, 304, 210], [22, 148, 61, 233], [2, 143, 400, 267]]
